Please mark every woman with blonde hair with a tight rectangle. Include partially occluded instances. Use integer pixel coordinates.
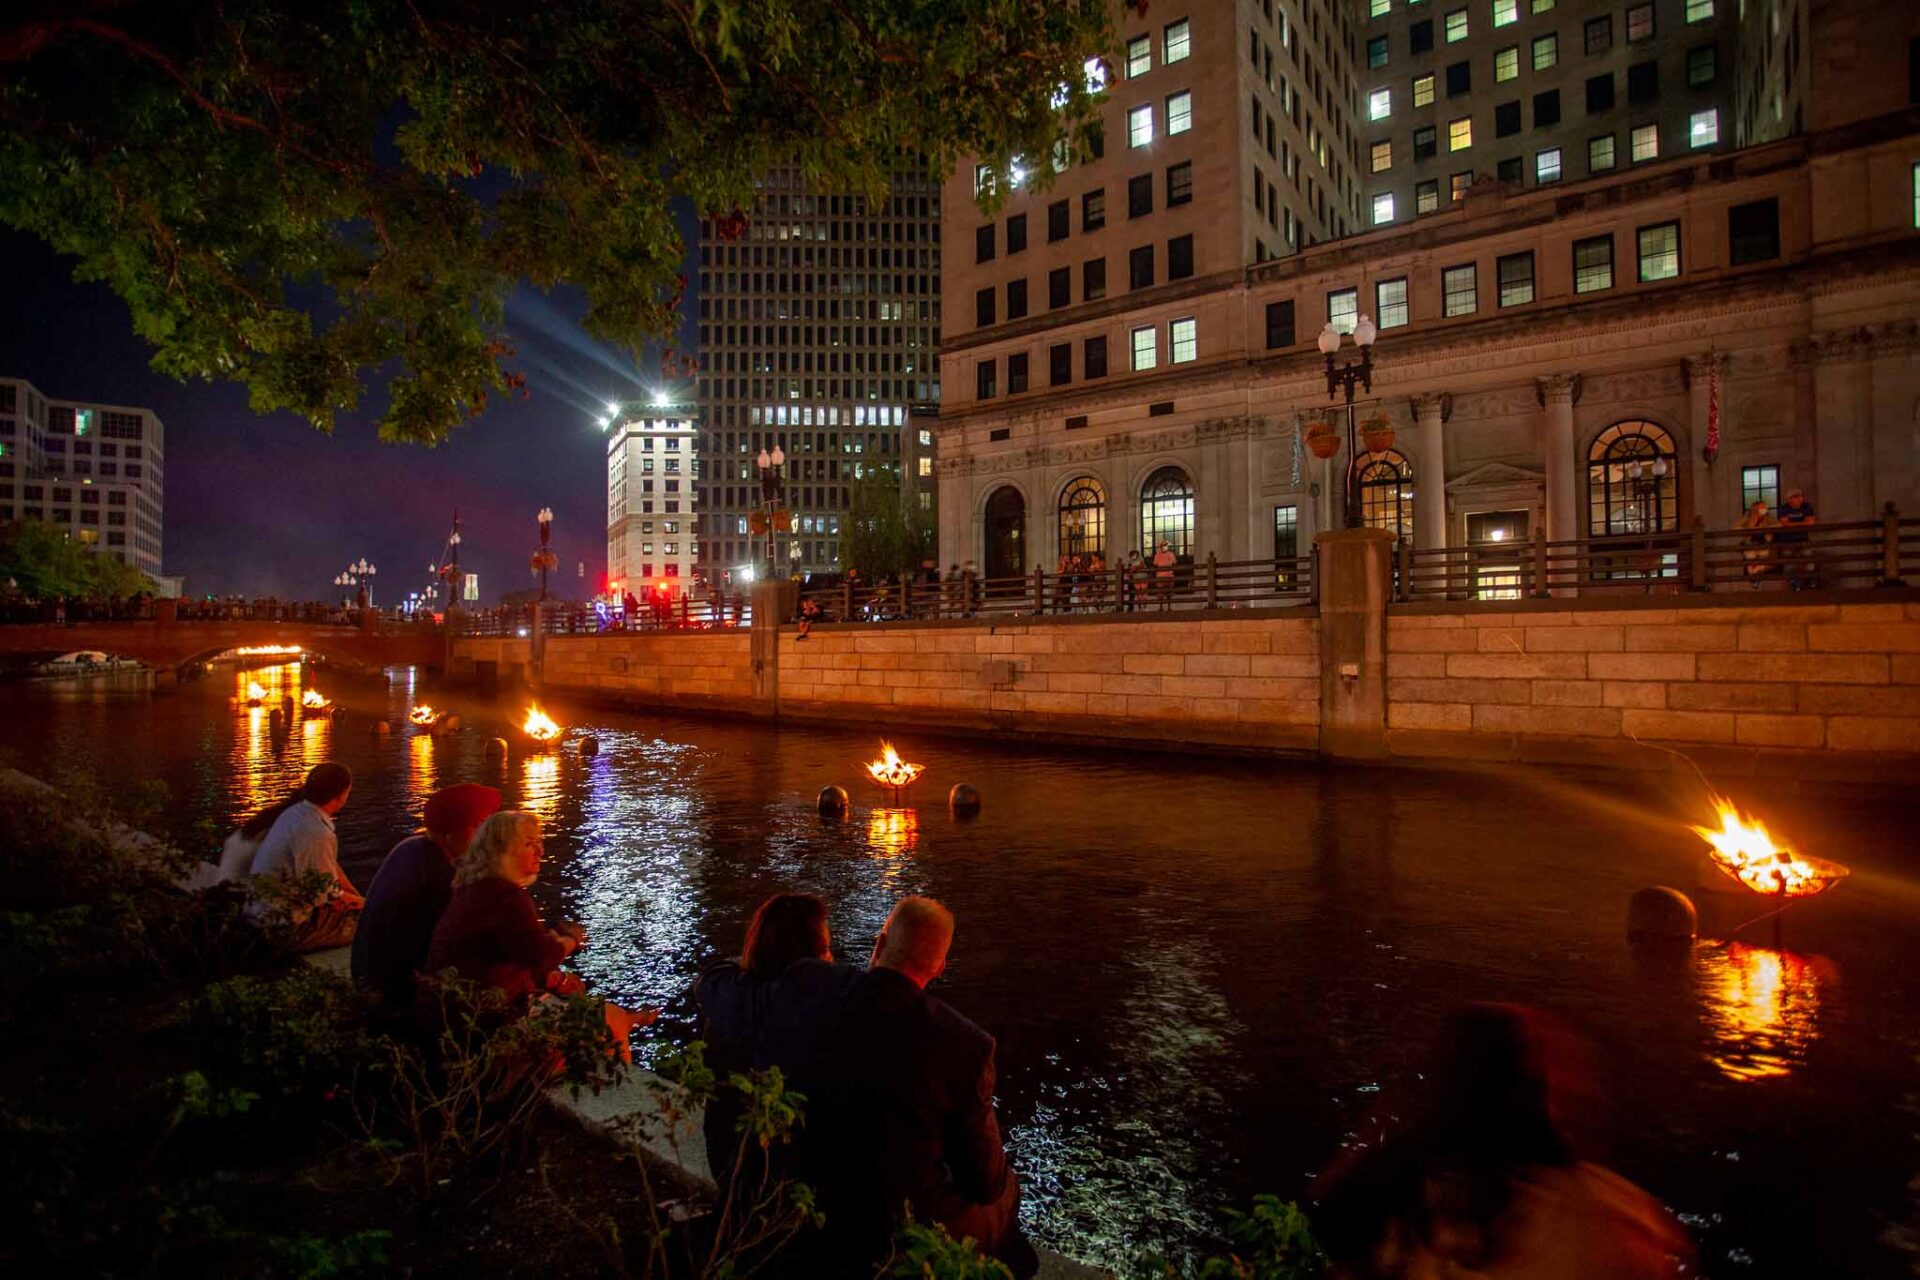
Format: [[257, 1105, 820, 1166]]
[[424, 810, 651, 1055], [1735, 499, 1776, 585]]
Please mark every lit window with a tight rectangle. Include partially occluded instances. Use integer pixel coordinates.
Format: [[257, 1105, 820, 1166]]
[[918, 457, 934, 478], [1450, 170, 1473, 201], [973, 164, 994, 196], [1637, 222, 1680, 280], [1914, 163, 1920, 228], [1085, 56, 1109, 92], [1369, 87, 1392, 120], [1533, 33, 1557, 70], [1131, 325, 1159, 371], [1127, 35, 1152, 77], [1573, 235, 1613, 293], [1448, 116, 1472, 150], [1416, 179, 1440, 213], [1631, 123, 1660, 162], [1497, 251, 1534, 305], [1495, 46, 1519, 81], [1493, 0, 1518, 27], [1446, 9, 1469, 42], [1535, 147, 1562, 182], [1327, 287, 1359, 333], [1376, 277, 1409, 328], [1373, 192, 1396, 224], [1413, 73, 1436, 107], [1689, 109, 1719, 148], [1442, 263, 1477, 316], [1371, 0, 1391, 15], [1532, 0, 1554, 10], [1626, 3, 1654, 40], [1371, 139, 1393, 172], [1167, 91, 1192, 134], [1686, 0, 1714, 20], [1170, 317, 1198, 363], [1164, 19, 1191, 63], [1741, 464, 1779, 511], [1589, 134, 1616, 171], [1129, 104, 1155, 146]]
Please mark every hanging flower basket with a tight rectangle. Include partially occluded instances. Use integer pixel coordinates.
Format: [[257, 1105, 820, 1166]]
[[1304, 420, 1341, 460], [529, 550, 558, 574], [1361, 415, 1395, 455]]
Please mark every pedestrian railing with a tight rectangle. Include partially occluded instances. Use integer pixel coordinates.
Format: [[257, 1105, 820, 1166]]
[[456, 600, 752, 637], [0, 600, 421, 628], [1394, 505, 1914, 602]]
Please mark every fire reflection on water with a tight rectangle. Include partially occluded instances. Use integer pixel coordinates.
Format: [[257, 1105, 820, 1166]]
[[866, 807, 919, 859], [1697, 941, 1832, 1082], [520, 752, 561, 823], [407, 732, 438, 817], [231, 660, 310, 815]]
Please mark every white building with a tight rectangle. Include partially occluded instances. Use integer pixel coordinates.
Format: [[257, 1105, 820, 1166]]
[[0, 375, 167, 580], [605, 397, 700, 600]]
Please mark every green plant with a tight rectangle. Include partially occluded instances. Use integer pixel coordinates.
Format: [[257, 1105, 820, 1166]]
[[194, 967, 378, 1105], [1136, 1196, 1328, 1280], [887, 1215, 1013, 1279]]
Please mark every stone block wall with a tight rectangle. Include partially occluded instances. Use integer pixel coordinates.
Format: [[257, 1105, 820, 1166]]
[[1386, 600, 1920, 761], [777, 614, 1321, 753], [543, 631, 753, 707]]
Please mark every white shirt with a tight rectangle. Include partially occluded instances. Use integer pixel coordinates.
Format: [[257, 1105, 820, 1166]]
[[247, 800, 344, 919]]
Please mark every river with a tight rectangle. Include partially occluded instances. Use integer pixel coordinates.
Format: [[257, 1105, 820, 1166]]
[[3, 658, 1916, 1276]]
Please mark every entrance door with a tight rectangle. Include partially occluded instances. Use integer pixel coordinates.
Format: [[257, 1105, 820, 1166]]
[[1466, 509, 1529, 600], [983, 486, 1026, 580]]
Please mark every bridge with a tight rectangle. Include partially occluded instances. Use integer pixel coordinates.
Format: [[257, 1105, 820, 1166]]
[[0, 601, 444, 678]]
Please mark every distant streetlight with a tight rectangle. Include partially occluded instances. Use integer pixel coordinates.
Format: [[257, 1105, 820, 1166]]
[[1318, 315, 1380, 530], [533, 506, 557, 602]]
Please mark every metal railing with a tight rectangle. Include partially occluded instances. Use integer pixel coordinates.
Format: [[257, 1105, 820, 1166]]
[[1394, 505, 1914, 602], [457, 598, 753, 637], [0, 599, 421, 628], [797, 553, 1317, 624]]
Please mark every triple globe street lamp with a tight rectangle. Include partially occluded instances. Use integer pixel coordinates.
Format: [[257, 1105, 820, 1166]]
[[751, 446, 791, 578], [334, 558, 377, 606], [1317, 315, 1380, 531]]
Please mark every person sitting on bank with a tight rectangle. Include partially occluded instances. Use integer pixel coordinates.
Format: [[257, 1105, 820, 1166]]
[[692, 892, 834, 1179], [246, 761, 364, 951], [423, 810, 653, 1056], [756, 895, 1035, 1277], [351, 783, 502, 1014]]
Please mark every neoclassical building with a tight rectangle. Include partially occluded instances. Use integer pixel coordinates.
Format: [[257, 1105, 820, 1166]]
[[936, 118, 1919, 578]]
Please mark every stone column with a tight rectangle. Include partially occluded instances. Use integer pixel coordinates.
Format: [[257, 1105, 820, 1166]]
[[1412, 392, 1448, 550], [1684, 353, 1725, 530], [748, 579, 786, 718], [1314, 526, 1396, 760], [1537, 374, 1580, 545]]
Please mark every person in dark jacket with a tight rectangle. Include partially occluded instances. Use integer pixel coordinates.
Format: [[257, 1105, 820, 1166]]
[[351, 783, 502, 1013], [692, 893, 833, 1179], [754, 896, 1032, 1277]]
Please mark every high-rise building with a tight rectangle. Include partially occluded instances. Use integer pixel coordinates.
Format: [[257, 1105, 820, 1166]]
[[604, 398, 699, 600], [0, 376, 166, 579], [692, 167, 942, 581]]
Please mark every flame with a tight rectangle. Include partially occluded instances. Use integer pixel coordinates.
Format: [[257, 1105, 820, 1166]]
[[1692, 796, 1849, 899], [864, 740, 924, 789], [1699, 943, 1831, 1081], [522, 704, 562, 742], [234, 644, 303, 656], [245, 681, 268, 703], [409, 705, 441, 727], [301, 689, 331, 709]]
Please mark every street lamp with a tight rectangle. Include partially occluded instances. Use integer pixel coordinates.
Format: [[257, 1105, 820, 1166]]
[[533, 506, 557, 602], [755, 445, 787, 577], [1318, 315, 1379, 530]]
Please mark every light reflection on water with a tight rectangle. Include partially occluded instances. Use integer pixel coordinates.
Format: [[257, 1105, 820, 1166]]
[[2, 673, 1917, 1276]]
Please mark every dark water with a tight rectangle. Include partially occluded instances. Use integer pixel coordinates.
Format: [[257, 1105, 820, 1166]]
[[4, 660, 1917, 1277]]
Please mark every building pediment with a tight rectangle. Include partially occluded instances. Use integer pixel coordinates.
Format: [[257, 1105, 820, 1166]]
[[1446, 462, 1543, 493]]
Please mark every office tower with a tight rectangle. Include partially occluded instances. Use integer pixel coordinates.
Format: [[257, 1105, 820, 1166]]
[[0, 375, 166, 579], [605, 398, 699, 599]]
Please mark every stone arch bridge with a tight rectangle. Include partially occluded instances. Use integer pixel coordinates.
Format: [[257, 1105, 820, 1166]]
[[0, 606, 443, 680]]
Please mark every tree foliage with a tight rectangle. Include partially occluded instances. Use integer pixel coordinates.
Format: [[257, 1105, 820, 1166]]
[[841, 466, 932, 581], [0, 0, 1112, 443], [0, 518, 154, 598]]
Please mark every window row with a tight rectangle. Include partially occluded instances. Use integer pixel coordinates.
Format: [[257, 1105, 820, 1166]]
[[1126, 90, 1194, 150], [974, 318, 1198, 401], [975, 162, 1193, 268], [1368, 41, 1719, 121], [974, 234, 1196, 328], [1123, 18, 1192, 80]]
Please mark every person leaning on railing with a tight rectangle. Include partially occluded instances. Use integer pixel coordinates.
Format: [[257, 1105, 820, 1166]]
[[1734, 500, 1778, 586], [1775, 489, 1818, 590]]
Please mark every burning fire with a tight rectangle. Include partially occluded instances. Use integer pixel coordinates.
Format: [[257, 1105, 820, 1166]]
[[234, 644, 303, 656], [1693, 797, 1849, 899], [301, 689, 331, 710], [245, 681, 268, 703], [409, 705, 442, 727], [522, 704, 562, 743], [864, 740, 924, 790]]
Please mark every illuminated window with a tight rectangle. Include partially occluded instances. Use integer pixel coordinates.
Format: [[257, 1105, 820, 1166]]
[[1127, 35, 1151, 77], [1416, 179, 1440, 212], [1446, 8, 1469, 41], [1451, 170, 1473, 201], [1493, 0, 1518, 27], [1442, 264, 1477, 316], [1167, 90, 1192, 134], [1129, 104, 1155, 146], [1626, 3, 1654, 40], [1536, 147, 1562, 182], [1413, 73, 1435, 106], [1327, 287, 1359, 333], [1059, 476, 1108, 559], [1376, 277, 1409, 328], [1686, 0, 1714, 19], [918, 457, 933, 478], [1589, 133, 1616, 171], [1170, 317, 1197, 364], [1689, 108, 1719, 148], [1741, 464, 1779, 511], [1141, 467, 1196, 556], [1587, 421, 1678, 539], [1448, 116, 1473, 150], [1496, 46, 1519, 81], [1369, 87, 1392, 119], [1637, 221, 1680, 280], [1373, 192, 1396, 223], [1497, 250, 1534, 305], [1371, 140, 1394, 172], [1532, 0, 1553, 10], [1533, 33, 1557, 69], [1164, 19, 1191, 63], [1131, 325, 1158, 370], [1573, 234, 1614, 293], [1631, 123, 1660, 162], [1371, 0, 1391, 15]]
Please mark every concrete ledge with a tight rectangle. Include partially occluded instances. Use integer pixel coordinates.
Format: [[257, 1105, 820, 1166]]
[[1385, 728, 1920, 787]]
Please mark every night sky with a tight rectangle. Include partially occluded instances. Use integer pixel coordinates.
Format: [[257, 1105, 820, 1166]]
[[0, 219, 699, 603]]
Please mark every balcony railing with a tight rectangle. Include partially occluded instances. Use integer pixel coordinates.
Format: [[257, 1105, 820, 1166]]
[[1394, 506, 1915, 602]]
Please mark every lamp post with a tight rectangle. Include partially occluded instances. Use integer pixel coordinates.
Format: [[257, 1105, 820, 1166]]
[[756, 445, 787, 577], [1317, 315, 1379, 530], [342, 558, 377, 606], [534, 506, 555, 602]]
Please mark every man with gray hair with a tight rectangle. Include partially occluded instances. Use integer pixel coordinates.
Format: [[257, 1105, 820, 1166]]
[[754, 894, 1032, 1276]]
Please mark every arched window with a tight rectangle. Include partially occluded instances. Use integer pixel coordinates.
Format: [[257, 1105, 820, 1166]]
[[1355, 450, 1414, 546], [983, 486, 1027, 580], [1057, 476, 1107, 560], [1139, 466, 1195, 557], [1587, 421, 1677, 537]]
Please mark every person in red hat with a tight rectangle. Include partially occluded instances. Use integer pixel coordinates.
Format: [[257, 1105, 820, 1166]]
[[351, 782, 502, 1013]]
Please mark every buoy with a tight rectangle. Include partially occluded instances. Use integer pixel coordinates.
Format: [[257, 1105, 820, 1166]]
[[485, 737, 509, 762], [579, 735, 600, 757], [1627, 886, 1697, 945], [818, 785, 850, 818], [330, 706, 346, 721], [370, 720, 391, 736], [948, 783, 982, 816], [268, 707, 286, 732], [438, 714, 462, 733]]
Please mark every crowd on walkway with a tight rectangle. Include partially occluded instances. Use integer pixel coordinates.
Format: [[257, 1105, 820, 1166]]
[[200, 761, 1696, 1279]]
